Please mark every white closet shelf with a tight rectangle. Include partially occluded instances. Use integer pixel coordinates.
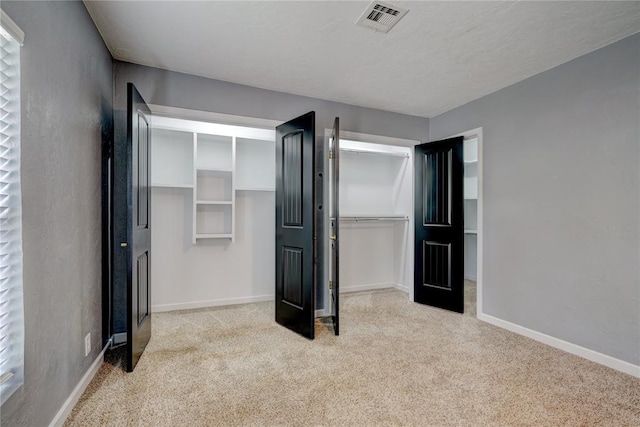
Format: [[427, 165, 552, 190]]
[[152, 183, 194, 189], [340, 148, 409, 158], [336, 215, 409, 222], [197, 167, 232, 173], [464, 229, 478, 234], [195, 233, 233, 239], [236, 187, 275, 192], [196, 200, 232, 205]]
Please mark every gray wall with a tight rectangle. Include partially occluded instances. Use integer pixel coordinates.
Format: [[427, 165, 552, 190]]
[[112, 61, 430, 332], [113, 61, 430, 140], [430, 34, 640, 366], [1, 1, 113, 426]]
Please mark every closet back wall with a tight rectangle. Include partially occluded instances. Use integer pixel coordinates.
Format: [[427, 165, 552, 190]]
[[112, 61, 429, 332], [151, 189, 275, 310]]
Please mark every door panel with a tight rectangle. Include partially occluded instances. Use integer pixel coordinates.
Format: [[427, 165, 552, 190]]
[[328, 117, 340, 335], [422, 242, 451, 289], [137, 252, 149, 325], [414, 137, 464, 312], [126, 83, 152, 371], [275, 112, 316, 339], [283, 247, 303, 307], [283, 132, 303, 226], [423, 150, 452, 225]]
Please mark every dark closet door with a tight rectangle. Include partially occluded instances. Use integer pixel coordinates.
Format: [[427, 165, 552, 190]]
[[124, 83, 152, 371], [414, 137, 464, 312], [328, 117, 340, 335], [275, 112, 316, 339]]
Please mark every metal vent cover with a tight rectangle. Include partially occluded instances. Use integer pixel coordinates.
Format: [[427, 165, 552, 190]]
[[356, 1, 409, 33]]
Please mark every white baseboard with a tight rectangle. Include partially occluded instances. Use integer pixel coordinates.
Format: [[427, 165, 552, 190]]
[[315, 309, 329, 317], [152, 294, 274, 312], [464, 274, 477, 281], [49, 344, 107, 427], [316, 283, 409, 316], [392, 283, 410, 294], [112, 332, 126, 345], [340, 283, 395, 294], [478, 312, 640, 379]]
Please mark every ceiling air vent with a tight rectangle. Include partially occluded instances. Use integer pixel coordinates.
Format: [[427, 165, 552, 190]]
[[356, 1, 408, 33]]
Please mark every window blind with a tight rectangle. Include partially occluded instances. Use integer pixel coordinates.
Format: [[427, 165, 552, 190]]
[[0, 9, 24, 405]]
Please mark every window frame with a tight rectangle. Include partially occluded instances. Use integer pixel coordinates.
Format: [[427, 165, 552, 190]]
[[0, 8, 24, 406]]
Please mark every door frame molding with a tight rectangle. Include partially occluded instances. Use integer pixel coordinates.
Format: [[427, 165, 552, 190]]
[[148, 104, 282, 129], [446, 127, 483, 317]]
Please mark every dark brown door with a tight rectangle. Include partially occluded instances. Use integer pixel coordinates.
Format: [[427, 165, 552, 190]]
[[414, 137, 464, 312], [328, 117, 340, 335], [275, 112, 316, 339], [126, 83, 152, 371]]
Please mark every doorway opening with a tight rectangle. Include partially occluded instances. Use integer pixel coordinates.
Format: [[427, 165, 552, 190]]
[[321, 128, 420, 320], [326, 127, 483, 319], [451, 128, 483, 317]]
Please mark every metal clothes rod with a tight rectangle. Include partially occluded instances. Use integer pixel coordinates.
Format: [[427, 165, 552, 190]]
[[339, 148, 409, 158]]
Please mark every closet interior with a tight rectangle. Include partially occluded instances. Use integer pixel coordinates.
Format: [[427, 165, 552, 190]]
[[149, 116, 276, 312], [463, 137, 478, 282], [148, 113, 473, 315], [332, 139, 414, 300]]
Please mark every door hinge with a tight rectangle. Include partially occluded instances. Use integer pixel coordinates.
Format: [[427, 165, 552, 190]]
[[328, 150, 334, 159], [329, 280, 333, 290]]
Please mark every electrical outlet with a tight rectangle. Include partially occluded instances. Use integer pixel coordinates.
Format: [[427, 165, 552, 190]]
[[84, 333, 91, 357]]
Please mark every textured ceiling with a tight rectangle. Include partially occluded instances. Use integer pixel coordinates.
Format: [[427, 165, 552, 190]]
[[84, 1, 640, 118]]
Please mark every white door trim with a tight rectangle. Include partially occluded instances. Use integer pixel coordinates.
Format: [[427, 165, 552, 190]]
[[148, 104, 282, 129], [447, 127, 483, 317]]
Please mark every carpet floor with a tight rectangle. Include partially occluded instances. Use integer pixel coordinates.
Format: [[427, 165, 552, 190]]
[[65, 285, 639, 426]]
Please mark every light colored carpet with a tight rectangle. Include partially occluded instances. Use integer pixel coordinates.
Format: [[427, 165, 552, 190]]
[[464, 279, 476, 317], [65, 287, 639, 426]]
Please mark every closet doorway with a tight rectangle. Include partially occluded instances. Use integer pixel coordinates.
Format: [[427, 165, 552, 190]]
[[146, 106, 281, 316], [323, 127, 482, 318], [322, 129, 419, 313], [454, 128, 483, 317], [414, 130, 482, 316]]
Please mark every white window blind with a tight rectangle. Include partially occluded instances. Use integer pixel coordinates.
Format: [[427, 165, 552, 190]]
[[0, 9, 24, 405]]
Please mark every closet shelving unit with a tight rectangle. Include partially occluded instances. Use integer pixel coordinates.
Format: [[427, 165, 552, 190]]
[[149, 115, 277, 313], [194, 133, 235, 241], [463, 137, 479, 281], [151, 128, 195, 189], [463, 138, 478, 235], [150, 116, 275, 244]]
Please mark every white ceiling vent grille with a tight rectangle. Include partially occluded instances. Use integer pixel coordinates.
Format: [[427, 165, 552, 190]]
[[356, 1, 408, 33]]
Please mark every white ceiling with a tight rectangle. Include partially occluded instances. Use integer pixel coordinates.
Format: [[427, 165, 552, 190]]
[[84, 1, 640, 118]]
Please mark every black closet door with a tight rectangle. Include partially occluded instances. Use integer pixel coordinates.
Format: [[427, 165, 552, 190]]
[[328, 117, 340, 335], [275, 112, 316, 339], [116, 83, 152, 371], [414, 137, 464, 312]]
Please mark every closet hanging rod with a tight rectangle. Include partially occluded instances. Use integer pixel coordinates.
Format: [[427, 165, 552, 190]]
[[339, 148, 409, 158], [333, 215, 409, 222]]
